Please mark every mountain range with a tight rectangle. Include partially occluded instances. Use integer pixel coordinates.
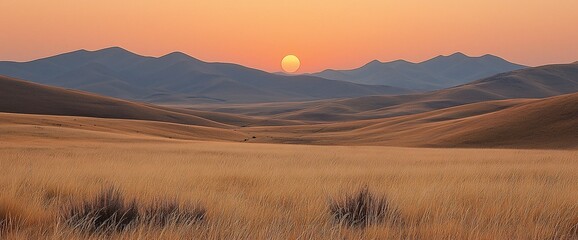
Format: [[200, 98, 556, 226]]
[[0, 47, 407, 104], [311, 52, 527, 90], [0, 48, 532, 105]]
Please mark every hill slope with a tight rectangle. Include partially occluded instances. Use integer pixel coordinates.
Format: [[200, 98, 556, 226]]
[[312, 52, 526, 90], [0, 75, 230, 128], [245, 93, 578, 148], [429, 92, 578, 148]]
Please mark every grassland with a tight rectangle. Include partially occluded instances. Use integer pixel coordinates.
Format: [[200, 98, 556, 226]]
[[1, 138, 577, 239]]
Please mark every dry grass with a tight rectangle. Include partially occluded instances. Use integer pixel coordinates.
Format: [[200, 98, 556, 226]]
[[329, 187, 401, 228], [142, 198, 205, 227], [0, 139, 577, 239], [63, 187, 139, 233]]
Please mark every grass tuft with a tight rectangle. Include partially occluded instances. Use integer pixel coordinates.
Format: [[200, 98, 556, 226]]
[[64, 188, 139, 233], [329, 187, 401, 228]]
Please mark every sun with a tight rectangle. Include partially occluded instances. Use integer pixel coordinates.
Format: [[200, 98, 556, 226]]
[[281, 55, 300, 73]]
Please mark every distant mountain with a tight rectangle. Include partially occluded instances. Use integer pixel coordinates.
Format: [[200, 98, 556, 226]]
[[311, 52, 527, 90], [0, 47, 409, 104], [208, 63, 578, 122]]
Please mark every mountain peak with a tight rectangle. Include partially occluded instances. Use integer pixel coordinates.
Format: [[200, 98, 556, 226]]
[[448, 52, 468, 58], [362, 59, 383, 68], [386, 59, 413, 65], [159, 51, 199, 62], [479, 54, 508, 61], [360, 59, 413, 69], [93, 47, 134, 55], [426, 52, 469, 62], [481, 53, 498, 58], [163, 51, 189, 57], [100, 46, 125, 51]]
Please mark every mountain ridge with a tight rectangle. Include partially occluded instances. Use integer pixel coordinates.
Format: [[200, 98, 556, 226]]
[[311, 52, 527, 90], [0, 47, 409, 104]]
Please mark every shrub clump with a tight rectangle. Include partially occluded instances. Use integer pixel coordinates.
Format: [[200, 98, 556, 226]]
[[329, 187, 401, 228], [142, 199, 206, 227], [64, 188, 138, 233], [64, 188, 206, 233]]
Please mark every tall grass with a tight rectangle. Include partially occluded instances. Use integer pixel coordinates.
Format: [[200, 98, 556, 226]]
[[142, 198, 205, 227], [64, 187, 139, 233], [329, 187, 401, 227], [0, 198, 17, 233], [61, 187, 206, 235], [1, 140, 577, 239]]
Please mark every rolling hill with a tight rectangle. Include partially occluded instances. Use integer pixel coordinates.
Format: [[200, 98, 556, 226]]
[[312, 52, 526, 90], [0, 112, 248, 143], [207, 63, 578, 122], [0, 47, 408, 104], [0, 75, 235, 128], [243, 92, 578, 148], [426, 92, 578, 148], [1, 71, 576, 148]]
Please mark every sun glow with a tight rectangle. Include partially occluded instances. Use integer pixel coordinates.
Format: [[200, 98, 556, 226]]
[[281, 55, 300, 73]]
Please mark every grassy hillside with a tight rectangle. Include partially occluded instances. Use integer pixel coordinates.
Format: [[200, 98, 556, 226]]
[[0, 75, 229, 128]]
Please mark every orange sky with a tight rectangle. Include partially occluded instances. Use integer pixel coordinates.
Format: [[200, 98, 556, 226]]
[[1, 0, 578, 73]]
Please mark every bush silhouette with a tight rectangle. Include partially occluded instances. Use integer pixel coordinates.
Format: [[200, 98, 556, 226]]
[[64, 188, 138, 233], [329, 187, 400, 227]]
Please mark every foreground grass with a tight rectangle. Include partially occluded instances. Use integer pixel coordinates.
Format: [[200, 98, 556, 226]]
[[0, 139, 577, 239]]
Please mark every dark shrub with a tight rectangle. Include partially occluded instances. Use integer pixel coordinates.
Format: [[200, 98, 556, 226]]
[[142, 199, 205, 226], [64, 188, 138, 233], [329, 187, 400, 227]]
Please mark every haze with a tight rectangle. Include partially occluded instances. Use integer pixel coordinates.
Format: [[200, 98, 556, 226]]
[[1, 0, 578, 73]]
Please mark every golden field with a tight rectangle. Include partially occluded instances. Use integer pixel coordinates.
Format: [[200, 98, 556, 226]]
[[1, 137, 577, 239]]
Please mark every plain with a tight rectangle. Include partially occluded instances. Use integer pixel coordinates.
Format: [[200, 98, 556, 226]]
[[1, 137, 577, 239]]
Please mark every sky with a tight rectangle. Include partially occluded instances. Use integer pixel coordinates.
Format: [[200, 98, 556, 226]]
[[1, 0, 578, 73]]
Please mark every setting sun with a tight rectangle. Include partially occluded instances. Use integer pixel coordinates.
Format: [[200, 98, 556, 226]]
[[281, 55, 301, 73]]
